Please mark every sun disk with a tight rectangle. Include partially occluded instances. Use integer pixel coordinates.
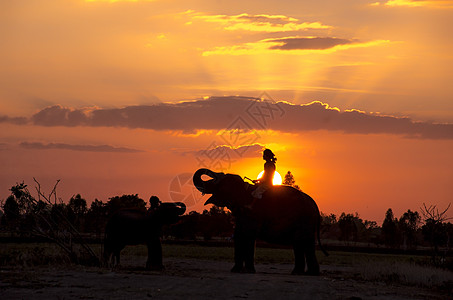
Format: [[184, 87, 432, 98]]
[[257, 170, 282, 185]]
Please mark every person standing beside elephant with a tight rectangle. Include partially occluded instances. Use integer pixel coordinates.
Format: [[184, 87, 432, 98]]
[[252, 149, 277, 199], [148, 195, 161, 212]]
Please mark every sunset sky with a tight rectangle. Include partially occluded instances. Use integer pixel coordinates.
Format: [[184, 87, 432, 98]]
[[1, 0, 452, 223]]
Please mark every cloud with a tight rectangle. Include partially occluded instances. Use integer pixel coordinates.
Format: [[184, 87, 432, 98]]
[[0, 115, 29, 125], [190, 12, 332, 33], [28, 97, 453, 139], [19, 142, 143, 153], [267, 37, 356, 50], [32, 105, 89, 127], [201, 37, 390, 56], [375, 0, 453, 8]]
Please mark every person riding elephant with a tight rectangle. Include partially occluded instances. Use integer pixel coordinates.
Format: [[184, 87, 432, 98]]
[[193, 168, 327, 275], [252, 149, 277, 199]]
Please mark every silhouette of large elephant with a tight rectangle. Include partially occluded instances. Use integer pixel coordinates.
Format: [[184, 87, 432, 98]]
[[104, 202, 186, 270], [193, 168, 327, 275]]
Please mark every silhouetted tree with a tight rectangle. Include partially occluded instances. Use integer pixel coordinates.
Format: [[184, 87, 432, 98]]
[[9, 182, 36, 215], [4, 183, 45, 235], [320, 212, 339, 240], [420, 203, 451, 265], [67, 194, 87, 231], [168, 211, 201, 240], [381, 208, 400, 247], [283, 171, 301, 191], [206, 206, 233, 238], [338, 213, 358, 242], [1, 195, 20, 232], [85, 199, 107, 238], [398, 209, 421, 250], [68, 194, 87, 216], [362, 220, 380, 245], [165, 207, 233, 241], [50, 203, 70, 223], [106, 194, 146, 216], [321, 212, 336, 231], [198, 206, 233, 240]]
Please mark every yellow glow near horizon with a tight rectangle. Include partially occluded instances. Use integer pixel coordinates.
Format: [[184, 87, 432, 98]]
[[85, 0, 154, 2], [201, 39, 391, 56], [257, 170, 283, 185], [384, 0, 453, 8]]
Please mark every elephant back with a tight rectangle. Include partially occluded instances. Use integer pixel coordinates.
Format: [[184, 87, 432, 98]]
[[257, 185, 319, 220]]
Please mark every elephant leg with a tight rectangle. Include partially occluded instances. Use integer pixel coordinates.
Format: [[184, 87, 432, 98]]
[[243, 238, 256, 273], [231, 238, 245, 273], [232, 233, 256, 273], [292, 242, 306, 275], [146, 237, 164, 270], [304, 238, 320, 276]]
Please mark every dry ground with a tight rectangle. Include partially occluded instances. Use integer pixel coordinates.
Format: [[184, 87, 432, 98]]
[[1, 256, 451, 300]]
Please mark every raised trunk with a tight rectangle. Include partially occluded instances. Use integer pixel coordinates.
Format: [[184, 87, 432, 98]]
[[192, 168, 219, 194]]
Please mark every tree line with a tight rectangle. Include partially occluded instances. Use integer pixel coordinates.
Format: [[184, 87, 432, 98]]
[[1, 180, 451, 253]]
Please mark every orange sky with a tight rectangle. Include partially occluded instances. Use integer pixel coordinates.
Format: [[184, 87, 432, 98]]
[[1, 0, 452, 223]]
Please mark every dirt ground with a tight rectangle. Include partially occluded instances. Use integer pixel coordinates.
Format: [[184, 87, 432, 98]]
[[0, 257, 451, 300]]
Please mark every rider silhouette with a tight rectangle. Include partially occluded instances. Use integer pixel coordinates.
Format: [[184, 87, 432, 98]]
[[252, 149, 276, 199]]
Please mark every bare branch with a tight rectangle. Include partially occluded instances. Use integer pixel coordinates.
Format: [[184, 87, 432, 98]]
[[33, 177, 48, 203], [439, 203, 451, 218], [49, 179, 61, 205], [26, 178, 100, 265], [420, 202, 452, 223]]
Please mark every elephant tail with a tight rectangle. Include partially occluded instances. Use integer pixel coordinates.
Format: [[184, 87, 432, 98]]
[[317, 214, 329, 257]]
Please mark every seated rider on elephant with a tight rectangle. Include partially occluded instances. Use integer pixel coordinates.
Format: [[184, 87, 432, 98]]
[[252, 149, 276, 199]]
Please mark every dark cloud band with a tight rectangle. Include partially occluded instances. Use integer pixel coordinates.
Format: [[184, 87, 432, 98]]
[[6, 97, 453, 140], [20, 142, 143, 153], [268, 37, 355, 50]]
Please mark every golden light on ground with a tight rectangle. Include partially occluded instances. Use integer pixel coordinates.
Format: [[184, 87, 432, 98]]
[[257, 170, 283, 185]]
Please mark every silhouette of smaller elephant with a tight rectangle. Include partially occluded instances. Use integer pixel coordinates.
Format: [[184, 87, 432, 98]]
[[103, 202, 186, 270]]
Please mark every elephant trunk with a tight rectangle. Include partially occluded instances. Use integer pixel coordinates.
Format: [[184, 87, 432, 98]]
[[159, 202, 186, 215], [193, 168, 221, 194]]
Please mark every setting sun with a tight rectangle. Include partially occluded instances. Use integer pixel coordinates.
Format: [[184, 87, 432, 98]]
[[257, 170, 283, 185]]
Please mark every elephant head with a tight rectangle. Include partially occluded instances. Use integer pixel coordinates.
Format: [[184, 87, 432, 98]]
[[192, 168, 250, 210], [153, 202, 186, 224]]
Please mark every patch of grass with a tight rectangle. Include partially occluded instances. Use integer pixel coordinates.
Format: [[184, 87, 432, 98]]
[[359, 260, 453, 290], [0, 243, 70, 267], [0, 243, 103, 267], [318, 251, 453, 290], [317, 250, 429, 267]]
